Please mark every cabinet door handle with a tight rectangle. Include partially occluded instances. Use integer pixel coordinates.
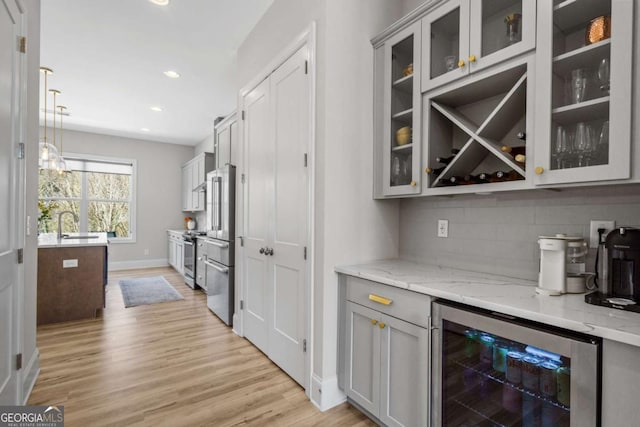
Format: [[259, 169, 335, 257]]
[[535, 166, 544, 175], [468, 54, 476, 63], [369, 294, 392, 305], [410, 181, 417, 187], [370, 319, 378, 326], [458, 59, 465, 68], [378, 322, 386, 329]]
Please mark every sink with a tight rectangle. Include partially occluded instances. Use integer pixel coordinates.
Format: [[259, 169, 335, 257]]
[[61, 234, 100, 239]]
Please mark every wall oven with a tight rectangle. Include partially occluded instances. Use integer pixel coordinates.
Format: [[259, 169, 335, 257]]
[[432, 300, 601, 427]]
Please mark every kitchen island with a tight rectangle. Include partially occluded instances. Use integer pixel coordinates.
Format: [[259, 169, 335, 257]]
[[37, 233, 109, 325]]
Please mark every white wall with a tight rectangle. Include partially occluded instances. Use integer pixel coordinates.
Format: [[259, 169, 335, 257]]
[[237, 0, 404, 410], [40, 128, 194, 267]]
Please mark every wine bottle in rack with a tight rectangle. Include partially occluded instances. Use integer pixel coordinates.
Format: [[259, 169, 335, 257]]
[[464, 174, 483, 185], [451, 148, 461, 155], [477, 173, 491, 183], [448, 176, 463, 185], [436, 154, 456, 165], [501, 145, 526, 157], [502, 169, 523, 181], [514, 154, 526, 164], [488, 171, 506, 183], [516, 131, 526, 140]]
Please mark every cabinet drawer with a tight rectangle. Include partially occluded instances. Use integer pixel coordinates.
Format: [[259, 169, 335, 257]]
[[345, 276, 431, 328]]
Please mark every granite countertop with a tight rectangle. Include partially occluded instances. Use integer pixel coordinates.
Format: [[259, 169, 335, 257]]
[[336, 259, 640, 348], [38, 232, 109, 248]]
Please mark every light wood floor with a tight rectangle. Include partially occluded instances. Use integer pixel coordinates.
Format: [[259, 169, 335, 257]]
[[29, 267, 374, 427]]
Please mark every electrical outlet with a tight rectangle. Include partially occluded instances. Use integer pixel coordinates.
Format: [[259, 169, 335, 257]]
[[438, 219, 449, 238], [63, 259, 78, 268], [589, 220, 615, 248]]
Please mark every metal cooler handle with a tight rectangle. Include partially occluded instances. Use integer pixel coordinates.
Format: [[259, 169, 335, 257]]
[[205, 259, 229, 275]]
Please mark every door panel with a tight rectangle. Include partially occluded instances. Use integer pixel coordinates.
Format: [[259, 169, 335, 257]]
[[242, 78, 271, 352], [267, 46, 309, 386], [0, 0, 19, 404], [345, 302, 380, 416]]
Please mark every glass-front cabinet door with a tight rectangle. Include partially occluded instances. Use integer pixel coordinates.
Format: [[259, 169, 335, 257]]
[[533, 0, 633, 185], [379, 22, 422, 197], [422, 0, 536, 92]]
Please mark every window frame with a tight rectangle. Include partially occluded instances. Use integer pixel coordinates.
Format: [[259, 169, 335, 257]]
[[40, 152, 137, 243]]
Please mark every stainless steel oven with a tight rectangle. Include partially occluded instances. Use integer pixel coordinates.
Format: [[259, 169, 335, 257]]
[[182, 231, 205, 289], [432, 300, 601, 427]]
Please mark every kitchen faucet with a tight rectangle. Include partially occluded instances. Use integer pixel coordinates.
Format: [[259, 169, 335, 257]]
[[57, 210, 79, 239]]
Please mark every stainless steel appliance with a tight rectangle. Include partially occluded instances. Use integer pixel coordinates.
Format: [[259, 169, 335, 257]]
[[204, 164, 236, 325], [182, 230, 206, 289], [586, 227, 640, 312], [432, 300, 601, 427], [536, 234, 588, 296]]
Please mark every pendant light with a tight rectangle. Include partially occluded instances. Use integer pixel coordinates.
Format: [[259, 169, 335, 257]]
[[38, 67, 60, 169], [49, 88, 61, 172], [56, 105, 69, 174]]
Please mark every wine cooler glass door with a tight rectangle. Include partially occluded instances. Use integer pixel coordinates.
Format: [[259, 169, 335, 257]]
[[432, 302, 600, 427]]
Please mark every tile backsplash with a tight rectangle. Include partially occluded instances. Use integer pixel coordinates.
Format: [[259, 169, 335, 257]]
[[399, 185, 640, 282]]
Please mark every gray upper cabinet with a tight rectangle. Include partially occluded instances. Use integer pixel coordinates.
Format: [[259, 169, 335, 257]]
[[533, 0, 633, 185], [421, 0, 536, 93], [182, 152, 215, 212], [374, 22, 422, 198], [214, 112, 237, 169]]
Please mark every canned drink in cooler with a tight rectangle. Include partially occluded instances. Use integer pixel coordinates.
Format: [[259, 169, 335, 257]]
[[492, 340, 509, 373], [479, 334, 495, 369], [506, 351, 523, 384], [557, 366, 571, 407], [540, 361, 559, 398], [522, 356, 542, 391], [464, 329, 479, 359], [522, 392, 541, 427], [541, 401, 561, 427]]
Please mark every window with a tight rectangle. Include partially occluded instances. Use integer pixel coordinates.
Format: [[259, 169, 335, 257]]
[[39, 154, 136, 242]]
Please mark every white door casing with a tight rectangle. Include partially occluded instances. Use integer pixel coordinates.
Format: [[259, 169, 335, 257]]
[[0, 0, 22, 405], [241, 45, 310, 387]]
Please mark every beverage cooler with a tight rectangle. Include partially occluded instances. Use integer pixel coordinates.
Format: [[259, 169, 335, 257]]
[[432, 300, 601, 427]]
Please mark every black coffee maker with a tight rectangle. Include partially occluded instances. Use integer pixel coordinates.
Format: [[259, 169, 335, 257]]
[[585, 227, 640, 311], [606, 227, 640, 300]]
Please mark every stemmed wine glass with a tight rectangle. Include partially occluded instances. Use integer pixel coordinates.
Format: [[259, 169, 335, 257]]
[[554, 126, 570, 169], [574, 123, 595, 167], [598, 58, 610, 95]]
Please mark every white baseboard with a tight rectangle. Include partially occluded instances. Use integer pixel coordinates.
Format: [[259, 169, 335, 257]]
[[21, 349, 40, 405], [310, 373, 346, 412], [109, 258, 168, 271]]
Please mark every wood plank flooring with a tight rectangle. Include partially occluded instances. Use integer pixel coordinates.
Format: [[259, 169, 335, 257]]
[[29, 267, 374, 427]]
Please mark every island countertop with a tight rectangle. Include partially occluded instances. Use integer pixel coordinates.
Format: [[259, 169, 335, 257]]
[[336, 259, 640, 348], [38, 232, 109, 248]]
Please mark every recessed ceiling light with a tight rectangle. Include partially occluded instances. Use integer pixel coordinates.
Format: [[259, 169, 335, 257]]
[[149, 0, 169, 5], [141, 128, 150, 132], [150, 106, 163, 112], [163, 70, 180, 79]]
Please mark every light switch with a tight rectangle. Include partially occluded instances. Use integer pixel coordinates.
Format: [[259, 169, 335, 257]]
[[63, 259, 78, 268]]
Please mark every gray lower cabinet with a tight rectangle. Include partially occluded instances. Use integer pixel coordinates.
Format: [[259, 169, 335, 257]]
[[342, 276, 430, 427]]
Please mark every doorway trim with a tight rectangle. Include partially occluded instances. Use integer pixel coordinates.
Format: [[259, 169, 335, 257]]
[[235, 22, 316, 398]]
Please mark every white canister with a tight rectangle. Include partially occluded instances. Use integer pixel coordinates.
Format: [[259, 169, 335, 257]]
[[187, 219, 196, 230]]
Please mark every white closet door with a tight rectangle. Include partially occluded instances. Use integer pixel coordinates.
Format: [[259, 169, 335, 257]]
[[242, 77, 272, 353], [267, 46, 309, 386], [0, 0, 20, 404]]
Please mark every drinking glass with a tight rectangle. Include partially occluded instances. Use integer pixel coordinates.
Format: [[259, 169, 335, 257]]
[[554, 126, 568, 169], [597, 120, 610, 164], [571, 69, 588, 103], [445, 55, 457, 72], [598, 58, 610, 95], [574, 122, 594, 167]]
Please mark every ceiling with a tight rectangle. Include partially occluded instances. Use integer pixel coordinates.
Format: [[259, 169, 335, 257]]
[[40, 0, 273, 146]]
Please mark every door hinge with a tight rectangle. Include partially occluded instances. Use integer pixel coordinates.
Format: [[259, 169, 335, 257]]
[[304, 60, 308, 75], [17, 143, 25, 159], [241, 173, 246, 184], [303, 153, 308, 167], [240, 300, 244, 310], [17, 248, 23, 264], [303, 339, 307, 352], [241, 110, 245, 120], [16, 353, 22, 370], [18, 36, 26, 53], [303, 246, 307, 260]]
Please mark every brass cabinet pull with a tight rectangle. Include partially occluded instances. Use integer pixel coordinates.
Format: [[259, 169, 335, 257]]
[[535, 166, 544, 175], [369, 294, 392, 305], [458, 59, 466, 68], [410, 181, 417, 187], [378, 322, 386, 329], [370, 319, 378, 326], [469, 54, 477, 63]]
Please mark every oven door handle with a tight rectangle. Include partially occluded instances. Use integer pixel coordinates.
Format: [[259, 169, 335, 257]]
[[184, 240, 194, 246], [205, 259, 229, 275]]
